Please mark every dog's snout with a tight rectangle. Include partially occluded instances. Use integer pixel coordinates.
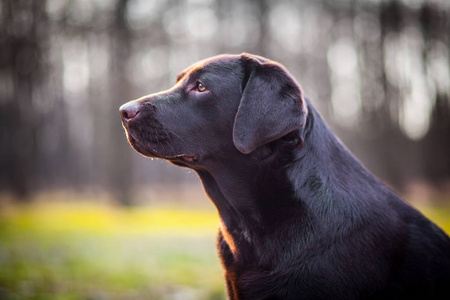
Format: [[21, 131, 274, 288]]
[[120, 102, 140, 121]]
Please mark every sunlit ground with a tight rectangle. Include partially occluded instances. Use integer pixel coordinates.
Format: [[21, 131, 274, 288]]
[[0, 193, 224, 300], [0, 192, 449, 300]]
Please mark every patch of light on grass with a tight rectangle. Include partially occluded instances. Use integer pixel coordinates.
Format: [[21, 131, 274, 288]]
[[0, 201, 220, 237], [0, 200, 225, 299]]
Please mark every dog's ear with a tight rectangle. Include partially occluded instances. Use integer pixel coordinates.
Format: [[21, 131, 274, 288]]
[[233, 53, 307, 154]]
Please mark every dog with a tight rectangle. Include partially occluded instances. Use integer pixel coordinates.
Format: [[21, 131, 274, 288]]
[[120, 53, 450, 299]]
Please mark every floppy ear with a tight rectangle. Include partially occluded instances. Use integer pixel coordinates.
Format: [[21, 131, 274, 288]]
[[233, 54, 308, 154]]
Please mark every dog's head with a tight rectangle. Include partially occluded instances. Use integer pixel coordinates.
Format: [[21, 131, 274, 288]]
[[120, 53, 307, 168]]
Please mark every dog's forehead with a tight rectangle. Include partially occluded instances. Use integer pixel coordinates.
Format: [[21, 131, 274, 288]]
[[176, 54, 241, 82]]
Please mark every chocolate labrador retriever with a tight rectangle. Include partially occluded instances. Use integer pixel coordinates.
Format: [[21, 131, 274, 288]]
[[120, 53, 450, 299]]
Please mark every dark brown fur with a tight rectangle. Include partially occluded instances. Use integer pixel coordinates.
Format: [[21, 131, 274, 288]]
[[120, 53, 450, 300]]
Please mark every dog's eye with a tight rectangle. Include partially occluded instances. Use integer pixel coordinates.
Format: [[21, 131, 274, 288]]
[[196, 82, 207, 92]]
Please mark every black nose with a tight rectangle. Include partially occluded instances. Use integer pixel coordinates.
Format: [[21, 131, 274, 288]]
[[120, 101, 140, 121]]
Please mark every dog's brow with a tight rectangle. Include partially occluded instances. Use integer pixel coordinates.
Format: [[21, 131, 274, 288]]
[[189, 66, 204, 79], [176, 71, 186, 83], [176, 64, 205, 83]]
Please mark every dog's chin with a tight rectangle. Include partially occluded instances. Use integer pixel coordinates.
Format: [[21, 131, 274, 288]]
[[126, 132, 199, 163]]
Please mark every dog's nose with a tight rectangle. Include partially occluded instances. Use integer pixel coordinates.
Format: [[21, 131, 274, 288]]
[[120, 101, 140, 121]]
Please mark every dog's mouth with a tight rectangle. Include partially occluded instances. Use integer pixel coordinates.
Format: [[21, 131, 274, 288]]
[[125, 130, 198, 163]]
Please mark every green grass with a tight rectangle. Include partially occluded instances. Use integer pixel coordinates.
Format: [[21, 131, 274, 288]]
[[0, 200, 225, 300], [0, 196, 449, 300]]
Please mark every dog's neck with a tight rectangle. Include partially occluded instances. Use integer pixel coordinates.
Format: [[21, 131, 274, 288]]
[[197, 159, 295, 232], [194, 119, 307, 262], [196, 160, 302, 264], [289, 101, 384, 204], [196, 100, 388, 264]]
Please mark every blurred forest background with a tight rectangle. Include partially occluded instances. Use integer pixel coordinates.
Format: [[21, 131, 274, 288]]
[[1, 0, 450, 203], [1, 0, 450, 299]]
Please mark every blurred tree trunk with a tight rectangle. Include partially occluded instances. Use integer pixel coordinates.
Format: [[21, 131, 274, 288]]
[[377, 0, 407, 189], [106, 0, 133, 205], [0, 0, 47, 200], [254, 0, 269, 56], [423, 95, 450, 187], [419, 3, 450, 189]]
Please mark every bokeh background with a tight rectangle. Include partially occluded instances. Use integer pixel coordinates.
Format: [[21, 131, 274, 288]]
[[1, 0, 449, 299]]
